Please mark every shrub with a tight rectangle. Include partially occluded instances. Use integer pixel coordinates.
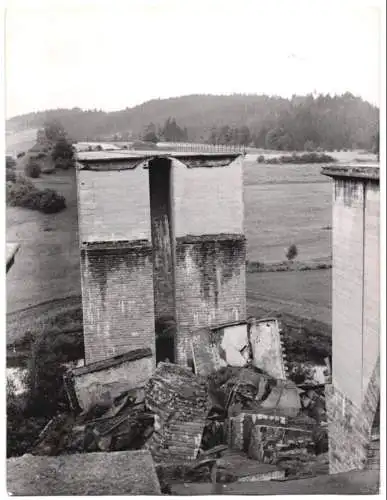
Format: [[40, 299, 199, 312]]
[[36, 152, 47, 159], [52, 138, 75, 162], [286, 243, 298, 261], [6, 156, 17, 169], [37, 189, 66, 213], [256, 154, 265, 163], [288, 361, 316, 385], [24, 161, 41, 178], [7, 377, 48, 457], [304, 140, 316, 152], [55, 158, 74, 170], [6, 176, 66, 213], [6, 168, 16, 183], [26, 335, 69, 417]]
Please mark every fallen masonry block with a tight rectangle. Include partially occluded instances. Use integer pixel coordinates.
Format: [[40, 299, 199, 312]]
[[7, 450, 161, 495], [215, 451, 286, 482], [144, 362, 210, 461], [249, 318, 288, 380], [227, 412, 314, 463], [259, 379, 301, 417], [190, 318, 289, 382], [191, 321, 250, 376], [64, 348, 153, 413]]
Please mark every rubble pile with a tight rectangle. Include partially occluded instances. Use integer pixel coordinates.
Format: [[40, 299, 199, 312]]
[[31, 387, 153, 455], [28, 316, 329, 489]]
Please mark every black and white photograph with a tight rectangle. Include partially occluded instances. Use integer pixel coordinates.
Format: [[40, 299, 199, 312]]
[[3, 0, 384, 495]]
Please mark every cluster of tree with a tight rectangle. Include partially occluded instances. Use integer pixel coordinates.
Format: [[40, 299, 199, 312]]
[[207, 125, 251, 146], [7, 93, 379, 152], [39, 120, 75, 168], [142, 117, 188, 143]]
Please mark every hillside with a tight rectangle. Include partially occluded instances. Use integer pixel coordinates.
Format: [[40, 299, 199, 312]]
[[6, 93, 379, 151]]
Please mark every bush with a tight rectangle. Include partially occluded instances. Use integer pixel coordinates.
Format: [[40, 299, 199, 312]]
[[55, 158, 74, 170], [288, 361, 316, 385], [6, 156, 17, 169], [24, 161, 41, 178], [26, 335, 69, 417], [7, 377, 48, 457], [52, 138, 74, 162], [6, 176, 66, 213], [304, 140, 316, 152], [266, 152, 336, 164], [37, 189, 66, 213], [286, 243, 298, 261], [256, 154, 265, 163], [36, 152, 47, 159], [6, 168, 16, 182]]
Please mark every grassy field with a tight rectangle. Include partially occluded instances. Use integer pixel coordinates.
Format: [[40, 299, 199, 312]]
[[247, 268, 332, 325], [243, 159, 332, 262], [6, 138, 348, 347], [6, 169, 81, 315]]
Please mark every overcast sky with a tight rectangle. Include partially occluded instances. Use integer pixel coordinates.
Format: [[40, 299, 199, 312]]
[[4, 0, 383, 118]]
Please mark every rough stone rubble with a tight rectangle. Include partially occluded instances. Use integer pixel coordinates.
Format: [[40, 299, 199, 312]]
[[29, 317, 330, 490]]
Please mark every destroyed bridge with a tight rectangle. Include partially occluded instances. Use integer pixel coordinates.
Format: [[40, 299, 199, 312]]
[[7, 156, 380, 495]]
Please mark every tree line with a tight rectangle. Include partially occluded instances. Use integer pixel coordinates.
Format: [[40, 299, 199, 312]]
[[7, 93, 379, 152]]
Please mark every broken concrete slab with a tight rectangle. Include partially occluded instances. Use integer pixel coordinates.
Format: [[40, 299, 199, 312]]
[[259, 379, 301, 417], [169, 469, 380, 495], [64, 348, 153, 413], [144, 362, 210, 461], [249, 317, 288, 380], [215, 451, 285, 482], [7, 450, 161, 495], [191, 317, 290, 382], [191, 321, 250, 376]]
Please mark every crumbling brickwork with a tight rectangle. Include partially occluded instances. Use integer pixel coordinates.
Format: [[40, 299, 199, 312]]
[[81, 243, 155, 364], [325, 357, 380, 474], [174, 235, 246, 365], [77, 154, 245, 366], [227, 413, 314, 462]]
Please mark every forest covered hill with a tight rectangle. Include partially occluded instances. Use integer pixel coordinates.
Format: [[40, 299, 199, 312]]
[[7, 93, 379, 151]]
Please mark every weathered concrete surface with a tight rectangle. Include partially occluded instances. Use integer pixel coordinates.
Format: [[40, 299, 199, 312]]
[[170, 469, 380, 495], [191, 322, 250, 375], [249, 318, 288, 380], [7, 450, 161, 495], [216, 451, 285, 482], [363, 182, 380, 396], [259, 380, 301, 417], [323, 168, 380, 476], [77, 167, 151, 244], [173, 155, 244, 237], [66, 348, 153, 413], [328, 173, 379, 408]]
